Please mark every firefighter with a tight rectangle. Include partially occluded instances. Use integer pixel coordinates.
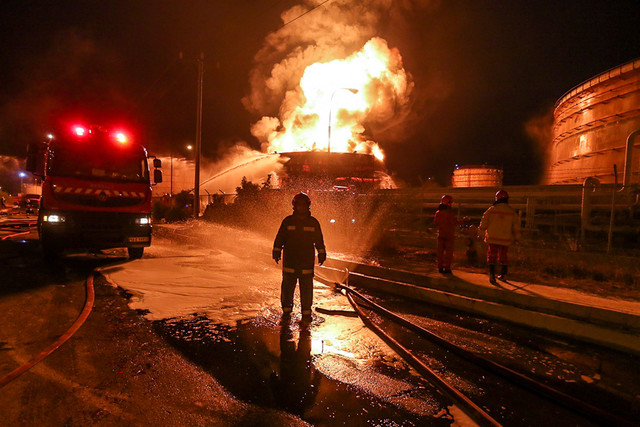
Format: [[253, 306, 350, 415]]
[[478, 190, 521, 283], [434, 194, 461, 274], [273, 192, 326, 321]]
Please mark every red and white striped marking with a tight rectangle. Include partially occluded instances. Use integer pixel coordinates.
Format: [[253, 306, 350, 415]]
[[53, 186, 145, 198]]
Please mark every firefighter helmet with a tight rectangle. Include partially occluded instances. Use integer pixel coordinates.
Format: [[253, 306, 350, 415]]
[[292, 192, 311, 207], [441, 194, 453, 206], [495, 189, 509, 201]]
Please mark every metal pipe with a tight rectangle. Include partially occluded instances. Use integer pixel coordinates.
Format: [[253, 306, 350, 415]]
[[581, 177, 599, 243], [621, 128, 640, 190]]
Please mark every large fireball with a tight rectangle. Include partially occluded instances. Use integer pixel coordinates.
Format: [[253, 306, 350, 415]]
[[251, 37, 413, 161]]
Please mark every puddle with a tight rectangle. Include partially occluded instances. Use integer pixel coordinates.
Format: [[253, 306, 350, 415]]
[[154, 314, 452, 426]]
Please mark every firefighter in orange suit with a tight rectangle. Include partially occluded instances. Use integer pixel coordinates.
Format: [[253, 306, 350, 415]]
[[434, 194, 463, 274], [273, 192, 326, 321], [478, 190, 521, 283]]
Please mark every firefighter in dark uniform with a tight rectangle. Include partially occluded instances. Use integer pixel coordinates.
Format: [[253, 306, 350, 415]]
[[273, 192, 326, 320]]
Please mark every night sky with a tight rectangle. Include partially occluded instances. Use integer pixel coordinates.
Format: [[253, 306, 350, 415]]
[[1, 0, 638, 190]]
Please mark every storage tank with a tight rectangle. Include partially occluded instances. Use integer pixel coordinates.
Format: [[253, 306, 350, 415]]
[[451, 165, 503, 188], [545, 58, 640, 185]]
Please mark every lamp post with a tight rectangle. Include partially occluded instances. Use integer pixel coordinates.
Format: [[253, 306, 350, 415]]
[[19, 172, 26, 194], [170, 145, 193, 195], [194, 52, 204, 218], [327, 88, 358, 155]]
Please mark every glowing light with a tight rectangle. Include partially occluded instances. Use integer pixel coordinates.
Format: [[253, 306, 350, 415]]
[[18, 172, 26, 178], [43, 214, 64, 223], [47, 133, 54, 140], [114, 132, 127, 143], [251, 37, 412, 161], [186, 145, 193, 150], [329, 219, 336, 223], [73, 126, 86, 136]]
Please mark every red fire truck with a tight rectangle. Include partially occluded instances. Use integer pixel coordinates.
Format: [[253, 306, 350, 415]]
[[26, 125, 162, 259]]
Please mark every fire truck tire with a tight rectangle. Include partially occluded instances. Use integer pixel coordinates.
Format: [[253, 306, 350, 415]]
[[128, 247, 144, 259]]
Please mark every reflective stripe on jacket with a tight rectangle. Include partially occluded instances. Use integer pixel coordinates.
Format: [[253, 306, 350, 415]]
[[273, 213, 325, 274], [478, 202, 521, 246]]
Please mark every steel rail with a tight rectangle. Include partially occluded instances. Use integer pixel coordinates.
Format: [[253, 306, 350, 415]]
[[316, 272, 635, 427], [344, 290, 502, 426]]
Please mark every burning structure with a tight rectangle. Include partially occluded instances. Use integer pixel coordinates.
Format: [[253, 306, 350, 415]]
[[243, 2, 418, 191], [545, 58, 640, 185], [278, 151, 392, 192]]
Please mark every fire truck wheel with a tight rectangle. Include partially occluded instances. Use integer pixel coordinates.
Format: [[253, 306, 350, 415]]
[[128, 247, 144, 259]]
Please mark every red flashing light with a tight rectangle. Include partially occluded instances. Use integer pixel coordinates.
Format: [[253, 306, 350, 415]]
[[73, 126, 86, 136], [113, 131, 128, 144]]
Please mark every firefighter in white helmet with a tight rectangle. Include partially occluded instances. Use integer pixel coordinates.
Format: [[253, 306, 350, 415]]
[[273, 192, 326, 321], [478, 190, 521, 284]]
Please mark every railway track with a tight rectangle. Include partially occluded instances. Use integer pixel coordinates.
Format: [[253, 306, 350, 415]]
[[315, 271, 637, 426]]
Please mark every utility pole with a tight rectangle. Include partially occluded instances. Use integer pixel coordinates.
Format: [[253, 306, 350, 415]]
[[194, 52, 204, 218]]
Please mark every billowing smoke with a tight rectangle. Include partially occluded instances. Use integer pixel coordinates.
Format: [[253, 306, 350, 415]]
[[243, 0, 429, 158], [525, 106, 554, 182]]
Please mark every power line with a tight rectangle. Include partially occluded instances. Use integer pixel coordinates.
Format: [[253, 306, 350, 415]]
[[278, 0, 333, 30]]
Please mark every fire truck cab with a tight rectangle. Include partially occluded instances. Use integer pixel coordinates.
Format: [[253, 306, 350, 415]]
[[26, 125, 162, 259]]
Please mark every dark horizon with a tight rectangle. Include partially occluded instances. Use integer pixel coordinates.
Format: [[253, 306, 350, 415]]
[[1, 1, 639, 191]]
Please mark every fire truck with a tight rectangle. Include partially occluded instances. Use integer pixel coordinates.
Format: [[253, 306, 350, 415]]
[[26, 125, 162, 259]]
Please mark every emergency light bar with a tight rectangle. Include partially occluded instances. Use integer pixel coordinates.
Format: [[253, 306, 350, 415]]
[[69, 125, 131, 144]]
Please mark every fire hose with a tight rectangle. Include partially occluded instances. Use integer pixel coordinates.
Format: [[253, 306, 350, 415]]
[[0, 275, 95, 388]]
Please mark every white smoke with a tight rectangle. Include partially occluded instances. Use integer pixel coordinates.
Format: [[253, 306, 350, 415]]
[[154, 145, 284, 197]]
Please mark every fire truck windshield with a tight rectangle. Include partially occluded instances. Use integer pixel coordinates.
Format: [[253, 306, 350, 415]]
[[48, 139, 149, 183]]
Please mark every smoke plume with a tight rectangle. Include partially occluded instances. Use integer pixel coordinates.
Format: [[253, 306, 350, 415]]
[[243, 0, 430, 157], [524, 106, 554, 182]]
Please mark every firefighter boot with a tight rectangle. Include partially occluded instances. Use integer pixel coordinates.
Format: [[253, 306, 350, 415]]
[[498, 265, 508, 281], [489, 264, 497, 284]]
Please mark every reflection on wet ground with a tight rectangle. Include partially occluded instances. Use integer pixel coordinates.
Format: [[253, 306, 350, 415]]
[[154, 313, 452, 426]]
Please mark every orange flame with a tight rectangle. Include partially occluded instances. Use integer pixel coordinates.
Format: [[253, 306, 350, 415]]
[[251, 37, 412, 161]]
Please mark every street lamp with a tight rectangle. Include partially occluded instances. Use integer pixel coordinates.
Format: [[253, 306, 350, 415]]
[[327, 88, 358, 155], [170, 144, 194, 195], [18, 172, 26, 193]]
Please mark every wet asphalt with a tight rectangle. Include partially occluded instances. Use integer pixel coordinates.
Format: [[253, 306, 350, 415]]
[[1, 221, 639, 426]]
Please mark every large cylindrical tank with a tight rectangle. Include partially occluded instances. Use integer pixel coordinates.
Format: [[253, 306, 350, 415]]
[[452, 165, 503, 188], [545, 58, 640, 185]]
